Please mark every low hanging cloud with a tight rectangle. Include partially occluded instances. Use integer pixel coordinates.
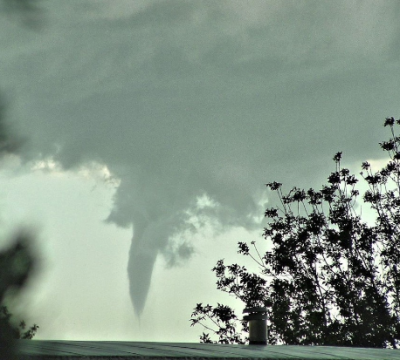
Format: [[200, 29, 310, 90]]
[[1, 1, 400, 316]]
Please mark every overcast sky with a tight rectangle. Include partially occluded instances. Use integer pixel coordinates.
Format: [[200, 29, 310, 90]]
[[0, 0, 399, 342]]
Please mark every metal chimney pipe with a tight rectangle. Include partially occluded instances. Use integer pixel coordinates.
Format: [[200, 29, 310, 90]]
[[243, 307, 268, 345]]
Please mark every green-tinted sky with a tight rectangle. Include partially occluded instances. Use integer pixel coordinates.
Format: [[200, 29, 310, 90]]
[[0, 0, 399, 341]]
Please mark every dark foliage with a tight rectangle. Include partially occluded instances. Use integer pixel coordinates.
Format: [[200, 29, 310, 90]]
[[0, 305, 39, 339], [0, 2, 43, 358], [0, 234, 38, 359], [191, 118, 400, 348]]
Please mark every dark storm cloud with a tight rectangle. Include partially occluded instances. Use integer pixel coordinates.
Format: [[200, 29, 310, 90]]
[[1, 0, 400, 316]]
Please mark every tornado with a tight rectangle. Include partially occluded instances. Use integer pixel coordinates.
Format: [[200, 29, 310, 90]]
[[128, 226, 157, 318]]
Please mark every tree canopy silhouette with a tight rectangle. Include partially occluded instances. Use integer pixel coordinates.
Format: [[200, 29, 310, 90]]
[[0, 2, 43, 353], [191, 117, 400, 348], [0, 233, 39, 360]]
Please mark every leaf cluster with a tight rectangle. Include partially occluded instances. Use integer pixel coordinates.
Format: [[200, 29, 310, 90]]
[[190, 302, 248, 344], [0, 305, 39, 339]]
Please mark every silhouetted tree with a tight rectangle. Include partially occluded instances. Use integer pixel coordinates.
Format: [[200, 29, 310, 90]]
[[0, 102, 39, 355], [0, 234, 38, 359], [1, 306, 39, 339], [0, 4, 43, 356], [191, 118, 400, 348]]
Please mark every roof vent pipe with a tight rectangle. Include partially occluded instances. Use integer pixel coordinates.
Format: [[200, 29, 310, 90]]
[[243, 307, 268, 345]]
